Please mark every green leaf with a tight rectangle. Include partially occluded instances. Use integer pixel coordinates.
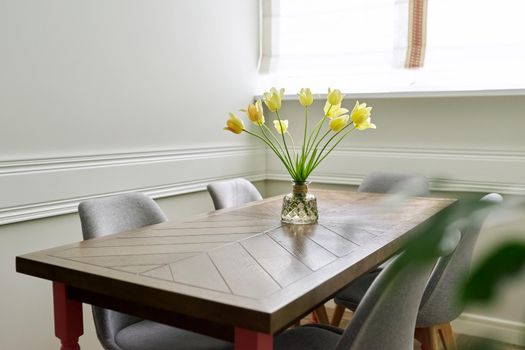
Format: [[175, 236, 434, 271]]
[[305, 148, 318, 177], [461, 240, 525, 303], [400, 198, 500, 262]]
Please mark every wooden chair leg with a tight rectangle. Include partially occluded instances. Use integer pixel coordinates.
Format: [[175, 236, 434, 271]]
[[438, 322, 457, 350], [331, 304, 346, 327], [415, 326, 440, 350], [313, 305, 330, 324]]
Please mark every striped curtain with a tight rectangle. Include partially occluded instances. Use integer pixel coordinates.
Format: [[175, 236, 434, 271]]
[[260, 0, 525, 91], [405, 0, 428, 68]]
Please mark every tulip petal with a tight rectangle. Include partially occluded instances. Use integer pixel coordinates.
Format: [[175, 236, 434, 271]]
[[224, 113, 245, 134], [273, 120, 288, 134]]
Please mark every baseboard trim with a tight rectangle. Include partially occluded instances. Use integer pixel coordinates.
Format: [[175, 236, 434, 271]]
[[453, 313, 525, 346]]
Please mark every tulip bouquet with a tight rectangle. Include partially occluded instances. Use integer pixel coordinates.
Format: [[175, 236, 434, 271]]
[[224, 87, 376, 183]]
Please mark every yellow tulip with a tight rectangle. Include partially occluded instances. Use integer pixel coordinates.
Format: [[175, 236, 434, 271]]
[[324, 101, 349, 119], [224, 113, 245, 134], [327, 88, 344, 105], [263, 87, 285, 112], [350, 101, 376, 130], [298, 88, 313, 107], [329, 115, 350, 132], [350, 100, 372, 125], [273, 120, 289, 134], [244, 100, 265, 125], [355, 118, 376, 130]]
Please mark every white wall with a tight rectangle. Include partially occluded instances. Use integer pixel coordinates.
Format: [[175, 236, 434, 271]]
[[0, 0, 261, 349], [1, 0, 259, 157], [267, 96, 525, 195], [0, 0, 263, 224]]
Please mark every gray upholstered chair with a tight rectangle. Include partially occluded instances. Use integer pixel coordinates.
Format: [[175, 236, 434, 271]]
[[330, 172, 430, 326], [274, 231, 460, 350], [332, 193, 503, 350], [78, 193, 231, 350], [206, 178, 262, 210], [413, 192, 503, 349], [357, 171, 430, 196]]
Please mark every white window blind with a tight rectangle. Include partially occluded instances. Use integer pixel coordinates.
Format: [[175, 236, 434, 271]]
[[260, 0, 525, 94]]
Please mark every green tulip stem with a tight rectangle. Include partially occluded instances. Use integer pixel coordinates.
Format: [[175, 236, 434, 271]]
[[261, 124, 295, 171], [311, 129, 331, 156], [244, 129, 297, 178], [316, 122, 352, 161], [305, 117, 324, 155], [301, 107, 309, 163], [306, 104, 332, 155], [311, 125, 356, 172], [314, 124, 354, 166], [286, 132, 298, 166], [275, 110, 295, 173], [262, 124, 285, 154]]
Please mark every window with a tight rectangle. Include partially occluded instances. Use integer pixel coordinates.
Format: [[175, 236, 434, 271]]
[[259, 0, 525, 95]]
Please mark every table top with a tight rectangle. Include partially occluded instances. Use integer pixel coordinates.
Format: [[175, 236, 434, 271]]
[[16, 190, 455, 338]]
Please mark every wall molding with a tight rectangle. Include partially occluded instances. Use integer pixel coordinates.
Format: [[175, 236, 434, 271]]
[[0, 146, 266, 225], [452, 313, 525, 346], [2, 144, 524, 225], [266, 146, 525, 195], [315, 145, 525, 161], [267, 172, 525, 195], [0, 146, 265, 175]]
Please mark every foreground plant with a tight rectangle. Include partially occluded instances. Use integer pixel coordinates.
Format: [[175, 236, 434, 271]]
[[224, 87, 376, 182]]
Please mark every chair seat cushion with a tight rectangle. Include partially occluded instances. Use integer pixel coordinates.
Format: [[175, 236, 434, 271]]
[[334, 269, 382, 311], [274, 324, 342, 350], [115, 320, 232, 350]]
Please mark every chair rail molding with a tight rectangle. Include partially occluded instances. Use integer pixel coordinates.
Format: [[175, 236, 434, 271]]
[[266, 146, 525, 195], [2, 144, 524, 225], [0, 145, 266, 225]]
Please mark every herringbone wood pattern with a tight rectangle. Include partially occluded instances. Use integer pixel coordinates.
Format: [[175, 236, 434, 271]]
[[17, 191, 455, 335]]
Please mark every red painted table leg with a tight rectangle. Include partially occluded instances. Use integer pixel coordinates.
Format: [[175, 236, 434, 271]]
[[53, 282, 83, 350], [234, 327, 273, 350]]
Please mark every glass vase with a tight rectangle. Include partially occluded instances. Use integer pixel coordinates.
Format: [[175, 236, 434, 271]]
[[281, 181, 318, 225]]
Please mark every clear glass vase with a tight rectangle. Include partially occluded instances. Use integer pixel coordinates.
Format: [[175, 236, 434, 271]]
[[281, 181, 318, 225]]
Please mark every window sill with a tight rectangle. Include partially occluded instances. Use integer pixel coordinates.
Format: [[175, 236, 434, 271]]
[[256, 88, 525, 101]]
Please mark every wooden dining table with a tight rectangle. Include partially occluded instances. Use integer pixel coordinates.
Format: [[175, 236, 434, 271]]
[[16, 190, 455, 350]]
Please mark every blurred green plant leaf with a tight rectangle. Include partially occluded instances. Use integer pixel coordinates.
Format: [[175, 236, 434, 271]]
[[395, 195, 525, 348], [400, 198, 494, 265], [461, 240, 525, 303]]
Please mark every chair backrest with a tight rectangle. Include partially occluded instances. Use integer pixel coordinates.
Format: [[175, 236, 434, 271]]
[[357, 172, 430, 197], [416, 193, 503, 327], [206, 178, 263, 210], [79, 192, 167, 239], [78, 193, 167, 349], [335, 232, 461, 350]]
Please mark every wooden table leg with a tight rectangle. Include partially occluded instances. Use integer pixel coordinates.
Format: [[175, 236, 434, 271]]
[[234, 327, 273, 350], [331, 304, 346, 326], [314, 305, 330, 324], [415, 326, 440, 350], [53, 282, 83, 350]]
